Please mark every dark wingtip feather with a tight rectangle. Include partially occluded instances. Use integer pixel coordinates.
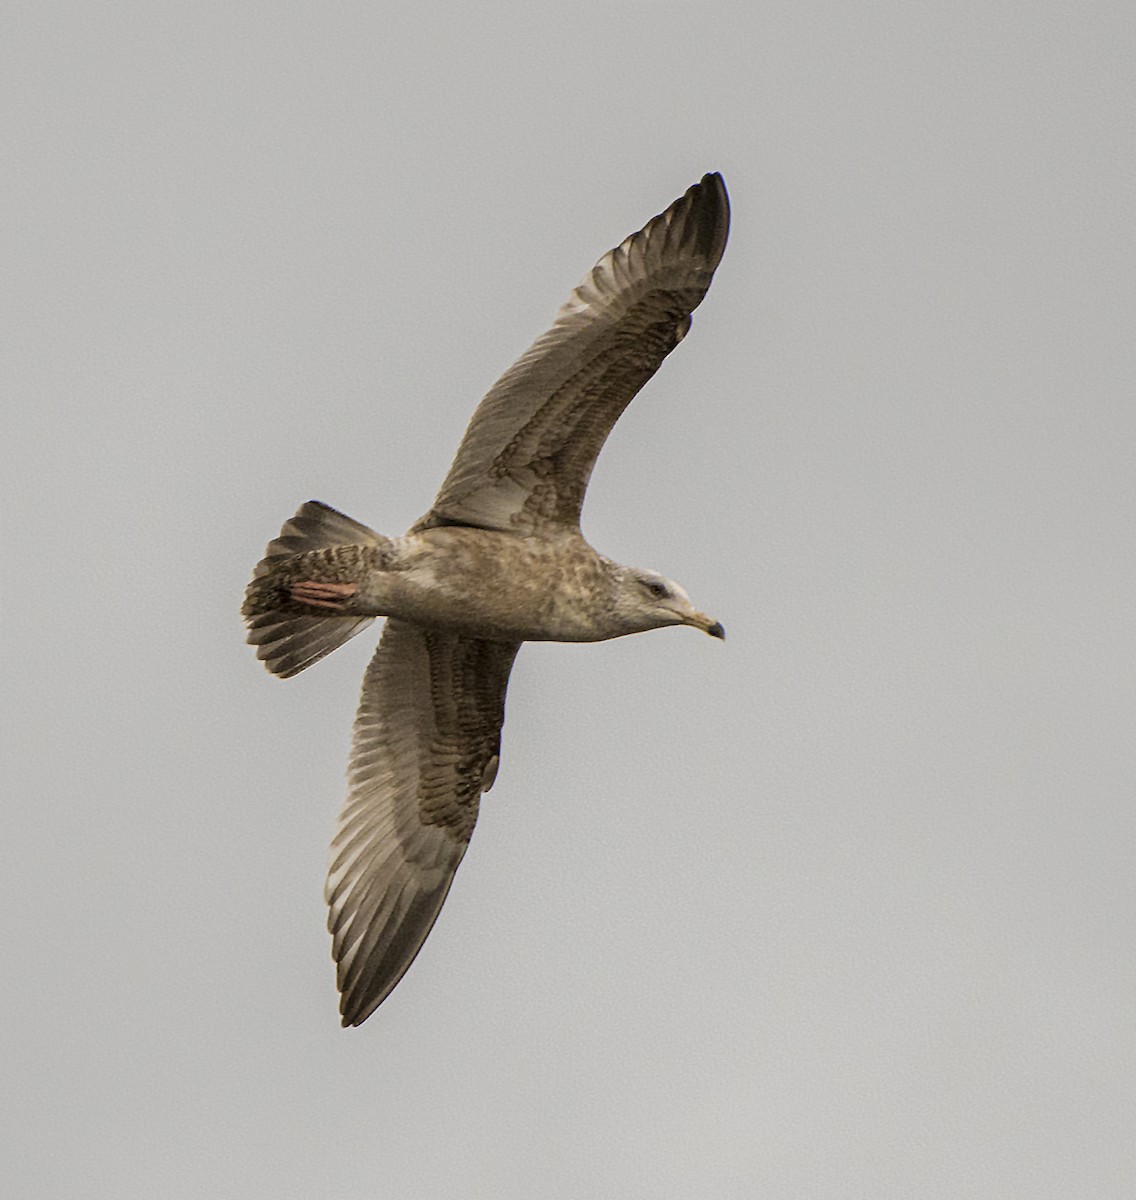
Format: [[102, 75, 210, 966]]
[[333, 874, 459, 1027], [685, 172, 730, 268]]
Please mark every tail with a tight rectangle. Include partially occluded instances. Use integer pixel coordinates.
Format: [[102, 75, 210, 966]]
[[243, 500, 387, 679]]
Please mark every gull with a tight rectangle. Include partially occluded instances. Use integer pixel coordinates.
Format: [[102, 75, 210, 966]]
[[244, 173, 730, 1025]]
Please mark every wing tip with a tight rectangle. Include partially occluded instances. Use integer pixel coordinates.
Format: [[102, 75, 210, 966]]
[[339, 997, 378, 1028], [684, 171, 730, 267], [629, 171, 730, 277]]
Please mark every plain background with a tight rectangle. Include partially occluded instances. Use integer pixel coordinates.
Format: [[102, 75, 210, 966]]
[[3, 3, 1134, 1197]]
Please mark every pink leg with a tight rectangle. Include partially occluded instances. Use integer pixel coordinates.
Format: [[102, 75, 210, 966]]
[[290, 580, 359, 610]]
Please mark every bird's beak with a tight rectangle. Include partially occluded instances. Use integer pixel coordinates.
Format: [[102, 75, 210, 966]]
[[684, 609, 725, 639]]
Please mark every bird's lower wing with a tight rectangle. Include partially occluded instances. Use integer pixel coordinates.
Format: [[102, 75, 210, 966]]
[[326, 619, 520, 1026]]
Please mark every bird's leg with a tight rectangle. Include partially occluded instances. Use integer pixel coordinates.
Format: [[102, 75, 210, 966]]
[[289, 580, 360, 610]]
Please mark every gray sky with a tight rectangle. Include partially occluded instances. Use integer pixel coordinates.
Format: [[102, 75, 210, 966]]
[[4, 3, 1134, 1197]]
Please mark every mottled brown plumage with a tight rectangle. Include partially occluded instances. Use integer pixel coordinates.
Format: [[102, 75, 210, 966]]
[[244, 174, 730, 1025]]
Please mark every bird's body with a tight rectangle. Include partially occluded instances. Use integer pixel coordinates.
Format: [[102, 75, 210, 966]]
[[244, 173, 731, 1024], [245, 523, 676, 644]]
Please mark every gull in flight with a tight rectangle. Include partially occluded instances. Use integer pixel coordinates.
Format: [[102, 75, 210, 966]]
[[244, 173, 730, 1025]]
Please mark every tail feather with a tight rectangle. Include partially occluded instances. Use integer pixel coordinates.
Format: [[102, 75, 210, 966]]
[[244, 501, 386, 678], [245, 611, 375, 679], [252, 500, 384, 577]]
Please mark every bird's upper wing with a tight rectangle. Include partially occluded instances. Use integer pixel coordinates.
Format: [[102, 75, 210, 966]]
[[415, 173, 730, 537], [325, 618, 519, 1026]]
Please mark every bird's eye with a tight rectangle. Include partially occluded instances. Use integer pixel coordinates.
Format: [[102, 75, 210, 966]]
[[645, 579, 668, 599]]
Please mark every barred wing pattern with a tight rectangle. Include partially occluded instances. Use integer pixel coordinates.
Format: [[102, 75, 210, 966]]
[[418, 173, 730, 536], [326, 620, 520, 1026]]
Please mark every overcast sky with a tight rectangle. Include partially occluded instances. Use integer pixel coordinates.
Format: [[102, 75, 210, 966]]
[[4, 3, 1134, 1197]]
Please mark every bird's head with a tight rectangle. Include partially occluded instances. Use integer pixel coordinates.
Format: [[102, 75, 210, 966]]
[[608, 564, 725, 640]]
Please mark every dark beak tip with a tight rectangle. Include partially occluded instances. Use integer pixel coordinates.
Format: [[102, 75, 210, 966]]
[[707, 621, 725, 640]]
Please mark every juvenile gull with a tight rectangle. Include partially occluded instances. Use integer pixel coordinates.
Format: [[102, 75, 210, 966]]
[[244, 173, 730, 1026]]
